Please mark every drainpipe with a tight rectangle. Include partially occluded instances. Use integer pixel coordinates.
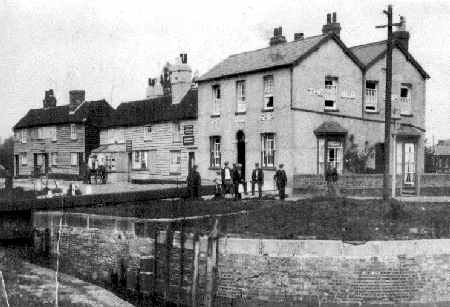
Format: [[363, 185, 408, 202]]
[[289, 66, 294, 109]]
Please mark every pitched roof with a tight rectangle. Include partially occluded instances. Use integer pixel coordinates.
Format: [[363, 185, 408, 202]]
[[314, 121, 348, 136], [350, 40, 430, 79], [14, 100, 113, 129], [109, 88, 197, 127], [198, 33, 364, 82]]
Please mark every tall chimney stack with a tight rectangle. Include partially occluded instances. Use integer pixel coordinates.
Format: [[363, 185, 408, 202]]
[[393, 16, 410, 50], [322, 12, 341, 36], [269, 26, 287, 46], [43, 89, 57, 108], [69, 90, 85, 111], [170, 53, 192, 104]]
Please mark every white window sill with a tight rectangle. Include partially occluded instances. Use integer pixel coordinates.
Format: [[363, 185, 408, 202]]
[[365, 109, 379, 113]]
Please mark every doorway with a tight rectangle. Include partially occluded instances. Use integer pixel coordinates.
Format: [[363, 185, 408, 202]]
[[396, 141, 417, 188], [14, 155, 19, 177], [236, 130, 246, 179], [188, 152, 195, 173]]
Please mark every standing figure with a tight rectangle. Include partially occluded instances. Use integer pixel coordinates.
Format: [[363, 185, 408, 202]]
[[213, 171, 222, 197], [274, 164, 287, 200], [232, 163, 241, 200], [251, 163, 264, 198], [187, 165, 201, 199], [221, 161, 232, 196]]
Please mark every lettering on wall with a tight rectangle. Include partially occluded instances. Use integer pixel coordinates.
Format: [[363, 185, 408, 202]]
[[260, 113, 273, 121], [306, 87, 356, 100]]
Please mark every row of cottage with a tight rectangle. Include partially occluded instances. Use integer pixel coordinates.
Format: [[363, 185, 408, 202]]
[[13, 13, 430, 194]]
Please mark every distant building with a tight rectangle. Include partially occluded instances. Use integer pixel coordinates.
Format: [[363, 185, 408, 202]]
[[434, 140, 450, 173], [13, 90, 114, 179], [94, 54, 198, 183], [196, 13, 429, 195]]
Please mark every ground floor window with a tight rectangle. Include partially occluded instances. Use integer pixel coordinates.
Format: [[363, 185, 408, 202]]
[[261, 133, 275, 168], [318, 138, 343, 175], [209, 136, 221, 168], [133, 150, 148, 170], [21, 152, 28, 165], [70, 153, 78, 166], [51, 152, 58, 166], [169, 150, 181, 174]]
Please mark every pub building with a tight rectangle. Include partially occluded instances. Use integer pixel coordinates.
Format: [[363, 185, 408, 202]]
[[196, 13, 429, 195], [92, 54, 198, 183]]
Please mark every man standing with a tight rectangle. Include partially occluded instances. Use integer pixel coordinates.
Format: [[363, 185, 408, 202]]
[[187, 165, 201, 199], [274, 164, 287, 200], [251, 163, 264, 198], [221, 161, 232, 196], [232, 163, 241, 200]]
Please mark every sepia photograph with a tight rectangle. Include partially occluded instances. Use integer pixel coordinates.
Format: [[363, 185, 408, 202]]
[[0, 0, 449, 306]]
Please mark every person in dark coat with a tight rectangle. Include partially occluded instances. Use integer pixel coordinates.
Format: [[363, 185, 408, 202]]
[[187, 165, 201, 199], [251, 163, 264, 198], [232, 163, 241, 200], [274, 164, 287, 200]]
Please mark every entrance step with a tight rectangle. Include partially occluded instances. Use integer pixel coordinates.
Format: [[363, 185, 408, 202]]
[[402, 187, 417, 196]]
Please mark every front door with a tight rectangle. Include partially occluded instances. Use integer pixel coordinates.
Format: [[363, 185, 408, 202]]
[[14, 155, 19, 177], [236, 131, 246, 180]]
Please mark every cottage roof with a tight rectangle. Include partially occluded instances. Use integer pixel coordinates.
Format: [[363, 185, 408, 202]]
[[198, 33, 364, 82], [350, 40, 430, 79], [109, 88, 197, 127], [314, 121, 348, 136], [13, 100, 113, 129], [91, 143, 126, 153]]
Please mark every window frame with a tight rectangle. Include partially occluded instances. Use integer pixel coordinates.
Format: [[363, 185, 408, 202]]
[[169, 150, 182, 174], [21, 152, 28, 165], [324, 77, 338, 111], [133, 150, 149, 170], [172, 122, 181, 143], [209, 136, 221, 169], [236, 80, 247, 113], [400, 84, 412, 115], [364, 80, 378, 113], [21, 129, 27, 144], [70, 152, 78, 166], [51, 152, 58, 166], [70, 124, 77, 140], [144, 125, 152, 141], [261, 133, 275, 168], [212, 84, 221, 115], [263, 75, 274, 110]]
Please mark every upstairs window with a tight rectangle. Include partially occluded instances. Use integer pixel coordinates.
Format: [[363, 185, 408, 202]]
[[172, 122, 181, 143], [37, 127, 44, 139], [144, 125, 152, 141], [261, 133, 275, 168], [212, 85, 221, 115], [365, 81, 378, 112], [263, 75, 274, 110], [70, 124, 77, 140], [400, 84, 412, 115], [236, 80, 246, 113], [50, 126, 57, 141], [324, 77, 338, 110], [209, 136, 221, 168], [21, 129, 27, 143]]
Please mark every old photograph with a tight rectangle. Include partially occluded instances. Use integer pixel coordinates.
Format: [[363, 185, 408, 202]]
[[0, 0, 449, 306]]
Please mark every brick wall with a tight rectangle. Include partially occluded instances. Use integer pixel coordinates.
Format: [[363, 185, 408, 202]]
[[216, 237, 450, 306], [33, 211, 450, 306]]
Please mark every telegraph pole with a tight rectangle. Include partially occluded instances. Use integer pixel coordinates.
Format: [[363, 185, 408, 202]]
[[376, 5, 402, 200]]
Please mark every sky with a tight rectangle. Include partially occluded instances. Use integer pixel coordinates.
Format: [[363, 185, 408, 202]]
[[0, 0, 448, 143]]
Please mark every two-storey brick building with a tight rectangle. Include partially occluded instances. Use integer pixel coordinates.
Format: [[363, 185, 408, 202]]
[[93, 54, 198, 183], [13, 90, 114, 179], [196, 13, 429, 195]]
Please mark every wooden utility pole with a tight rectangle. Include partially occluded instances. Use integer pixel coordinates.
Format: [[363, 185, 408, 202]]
[[376, 5, 402, 200]]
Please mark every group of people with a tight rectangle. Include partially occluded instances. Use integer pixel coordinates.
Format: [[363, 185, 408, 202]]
[[213, 161, 288, 200], [87, 155, 107, 184]]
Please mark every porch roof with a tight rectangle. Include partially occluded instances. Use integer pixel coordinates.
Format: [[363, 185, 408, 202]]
[[394, 125, 422, 137], [313, 121, 348, 136]]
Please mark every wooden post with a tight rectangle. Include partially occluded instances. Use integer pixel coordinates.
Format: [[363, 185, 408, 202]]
[[204, 235, 218, 307], [191, 233, 200, 307], [178, 223, 185, 306], [152, 230, 158, 299], [164, 225, 173, 303]]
